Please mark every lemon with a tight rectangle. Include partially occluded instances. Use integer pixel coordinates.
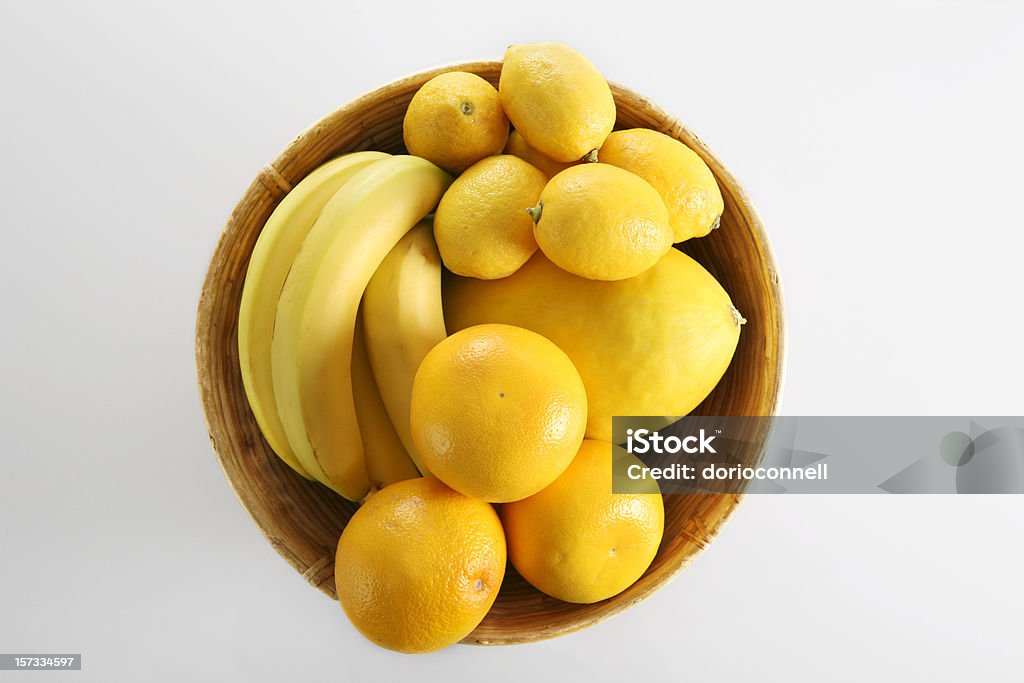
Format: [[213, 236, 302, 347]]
[[334, 477, 506, 654], [504, 129, 576, 179], [444, 250, 743, 442], [410, 323, 587, 503], [530, 163, 672, 281], [403, 72, 509, 174], [502, 440, 664, 604], [499, 42, 615, 163], [433, 155, 547, 279], [600, 129, 724, 243]]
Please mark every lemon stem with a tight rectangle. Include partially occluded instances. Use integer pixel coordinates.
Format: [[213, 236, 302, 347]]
[[732, 305, 747, 326], [526, 201, 543, 223], [711, 215, 722, 230], [583, 148, 599, 162]]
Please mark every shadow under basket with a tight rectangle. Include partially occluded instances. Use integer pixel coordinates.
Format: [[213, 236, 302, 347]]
[[196, 61, 785, 645]]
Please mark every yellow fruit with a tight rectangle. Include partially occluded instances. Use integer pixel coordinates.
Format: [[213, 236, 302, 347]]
[[238, 151, 388, 480], [499, 42, 615, 163], [403, 72, 509, 174], [444, 249, 744, 442], [351, 310, 420, 493], [434, 155, 547, 279], [504, 129, 576, 179], [530, 163, 672, 281], [600, 129, 724, 243], [335, 477, 505, 654], [271, 155, 450, 500], [502, 439, 664, 604], [410, 323, 587, 503], [362, 220, 446, 477]]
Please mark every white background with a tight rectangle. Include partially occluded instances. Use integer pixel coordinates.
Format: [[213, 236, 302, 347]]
[[2, 1, 1023, 681]]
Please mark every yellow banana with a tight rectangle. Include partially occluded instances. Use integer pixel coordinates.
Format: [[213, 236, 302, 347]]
[[271, 155, 452, 500], [352, 308, 421, 496], [238, 151, 389, 479], [362, 220, 447, 477]]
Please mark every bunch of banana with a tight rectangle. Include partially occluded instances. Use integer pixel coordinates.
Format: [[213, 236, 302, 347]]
[[238, 153, 452, 500], [238, 151, 388, 480]]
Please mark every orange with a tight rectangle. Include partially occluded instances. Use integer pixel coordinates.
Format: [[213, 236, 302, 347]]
[[600, 128, 724, 243], [403, 72, 509, 174], [334, 477, 506, 654], [410, 323, 587, 503], [502, 440, 664, 604], [433, 155, 547, 279]]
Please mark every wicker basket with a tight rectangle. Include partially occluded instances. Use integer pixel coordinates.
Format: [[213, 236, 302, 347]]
[[196, 61, 785, 645]]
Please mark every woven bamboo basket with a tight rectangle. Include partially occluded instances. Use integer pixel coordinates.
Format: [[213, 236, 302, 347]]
[[196, 60, 784, 645]]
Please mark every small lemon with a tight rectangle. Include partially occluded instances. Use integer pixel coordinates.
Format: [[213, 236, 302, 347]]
[[502, 440, 664, 604], [403, 72, 509, 174], [600, 128, 724, 243], [334, 477, 506, 654], [499, 43, 615, 163], [530, 163, 672, 281], [504, 129, 576, 179], [410, 323, 587, 503], [434, 155, 547, 279]]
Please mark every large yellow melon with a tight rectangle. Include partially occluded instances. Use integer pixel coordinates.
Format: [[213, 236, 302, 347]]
[[444, 249, 743, 441]]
